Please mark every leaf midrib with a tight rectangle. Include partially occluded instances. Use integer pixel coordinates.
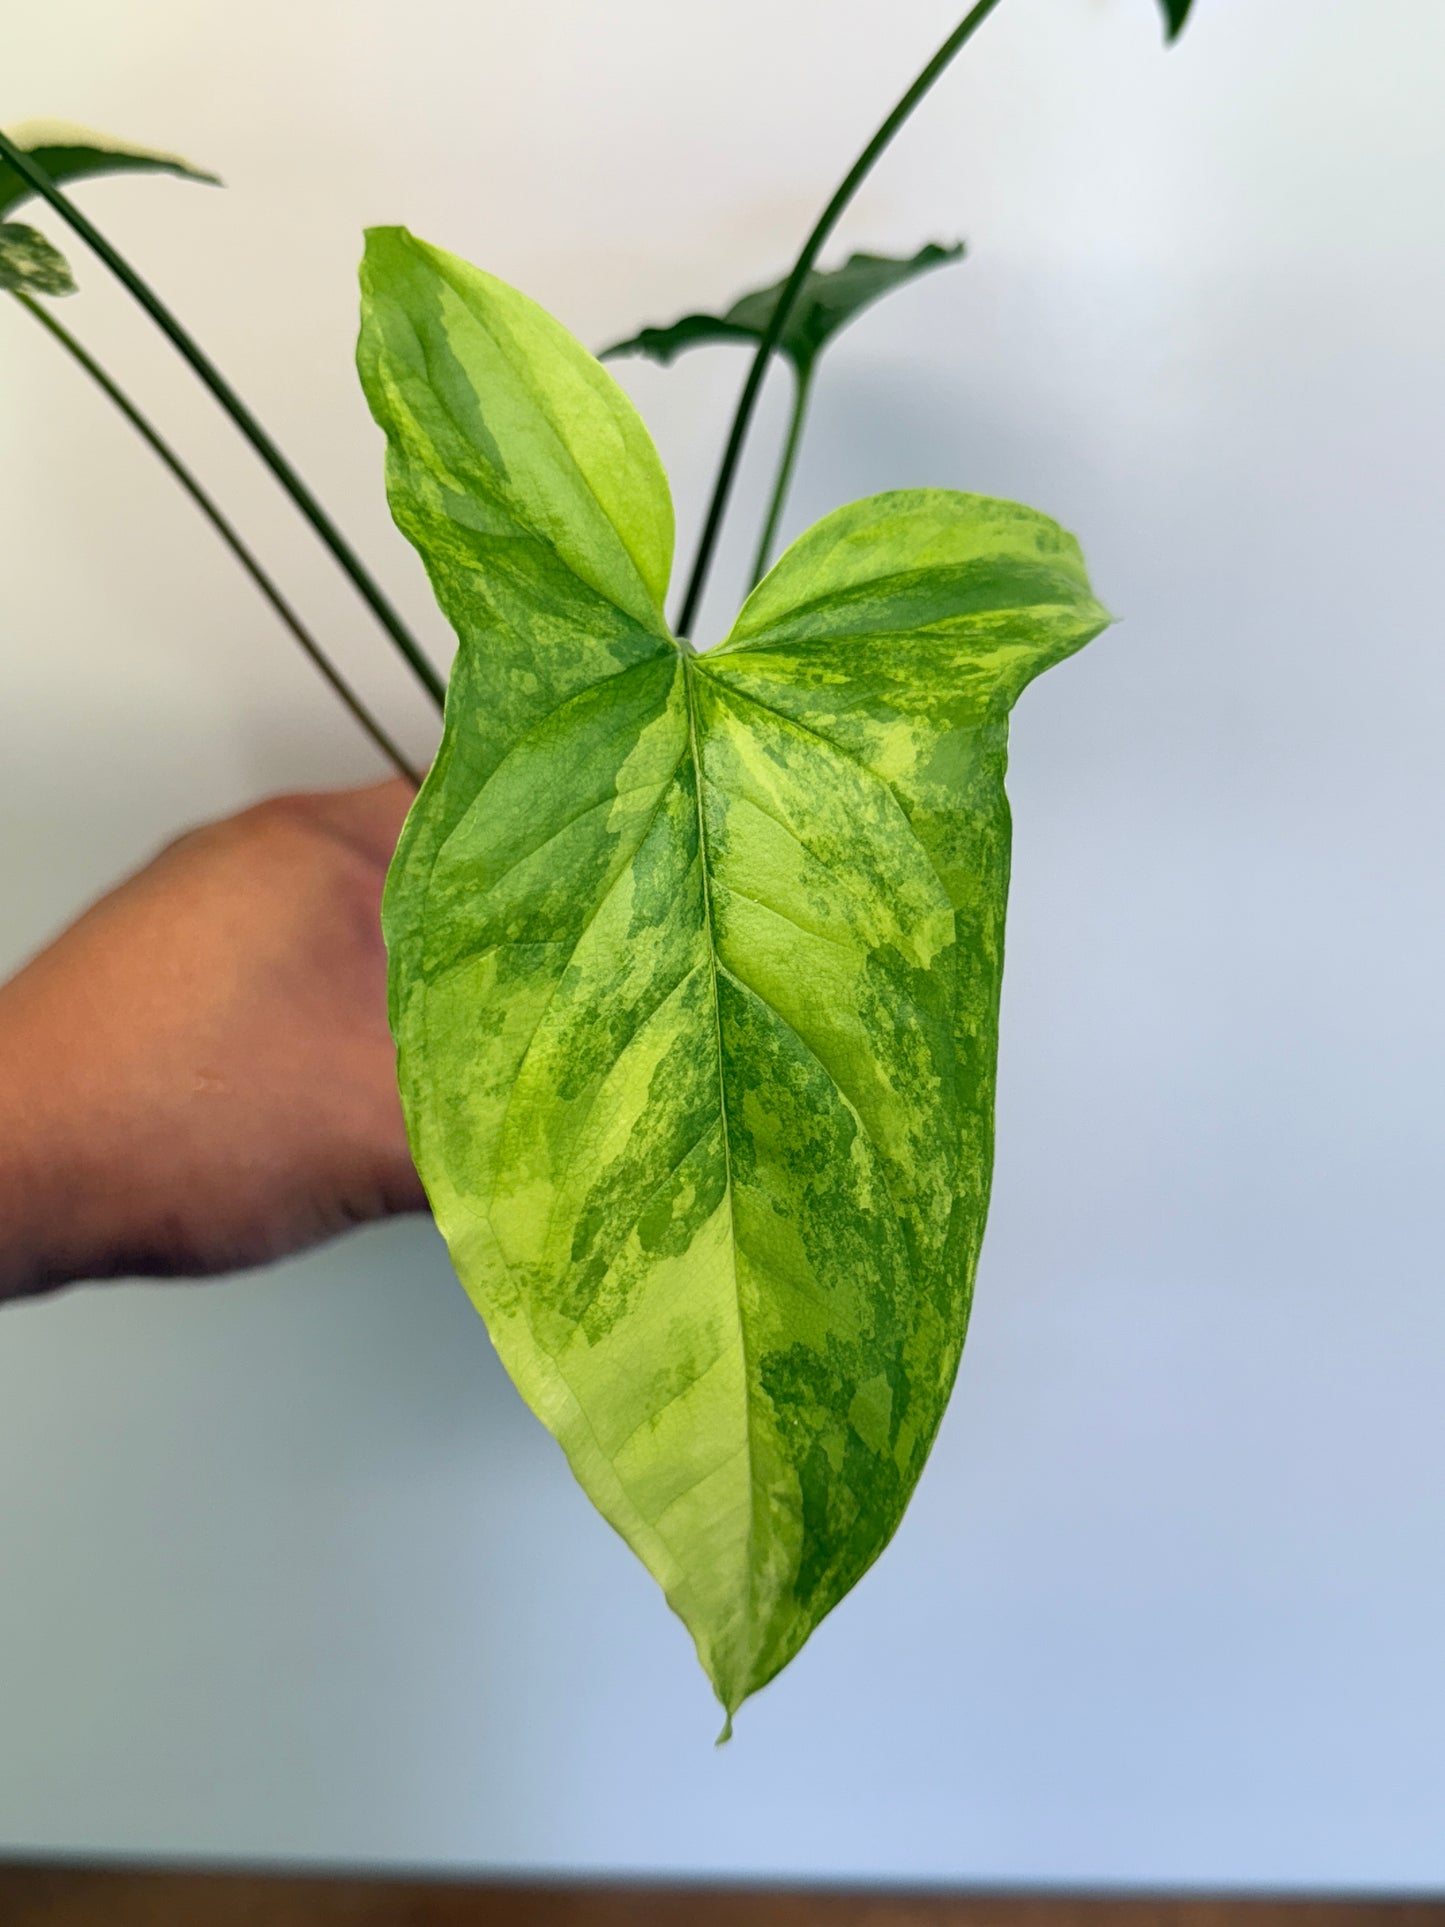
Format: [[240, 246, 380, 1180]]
[[679, 645, 759, 1680]]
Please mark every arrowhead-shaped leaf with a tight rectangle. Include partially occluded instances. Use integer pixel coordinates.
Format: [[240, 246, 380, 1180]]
[[0, 222, 76, 296], [601, 242, 964, 377], [0, 120, 219, 220], [1158, 0, 1194, 40], [359, 228, 1108, 1724]]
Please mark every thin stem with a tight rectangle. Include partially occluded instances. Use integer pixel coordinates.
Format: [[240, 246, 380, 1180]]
[[13, 292, 421, 785], [748, 362, 813, 591], [673, 0, 1006, 637], [0, 127, 446, 711]]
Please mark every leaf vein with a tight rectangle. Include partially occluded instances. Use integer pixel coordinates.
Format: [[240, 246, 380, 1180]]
[[716, 957, 905, 1234], [714, 879, 857, 953], [698, 671, 954, 909], [542, 960, 711, 1262], [681, 651, 761, 1659], [486, 731, 689, 1216]]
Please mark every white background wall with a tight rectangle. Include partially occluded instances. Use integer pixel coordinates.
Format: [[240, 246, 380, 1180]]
[[3, 0, 1445, 1888]]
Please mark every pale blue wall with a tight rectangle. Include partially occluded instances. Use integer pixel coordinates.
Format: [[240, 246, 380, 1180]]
[[3, 0, 1444, 1886]]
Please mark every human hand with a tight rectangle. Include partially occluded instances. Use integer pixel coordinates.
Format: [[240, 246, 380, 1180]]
[[0, 780, 428, 1302]]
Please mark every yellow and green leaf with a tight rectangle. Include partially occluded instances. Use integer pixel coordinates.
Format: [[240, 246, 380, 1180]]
[[358, 227, 1109, 1727]]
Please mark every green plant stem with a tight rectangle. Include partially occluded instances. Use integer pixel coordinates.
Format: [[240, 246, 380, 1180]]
[[673, 0, 1006, 637], [0, 127, 446, 711], [748, 363, 813, 591], [14, 292, 421, 784]]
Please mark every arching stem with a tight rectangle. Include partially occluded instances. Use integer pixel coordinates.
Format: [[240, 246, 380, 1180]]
[[13, 292, 421, 784], [748, 362, 813, 591], [0, 128, 446, 711], [673, 0, 1006, 637]]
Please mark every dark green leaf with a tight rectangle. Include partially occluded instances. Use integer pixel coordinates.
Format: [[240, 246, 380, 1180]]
[[0, 120, 220, 220], [602, 310, 761, 366], [1159, 0, 1194, 40], [602, 242, 964, 377], [0, 223, 76, 296], [359, 229, 1108, 1727]]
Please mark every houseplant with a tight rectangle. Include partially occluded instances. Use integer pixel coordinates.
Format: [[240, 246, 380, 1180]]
[[0, 0, 1193, 1732]]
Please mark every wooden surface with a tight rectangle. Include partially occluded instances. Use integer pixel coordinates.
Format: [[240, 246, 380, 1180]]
[[0, 1870, 1440, 1927]]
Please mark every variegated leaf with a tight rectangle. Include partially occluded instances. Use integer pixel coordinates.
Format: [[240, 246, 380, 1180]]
[[0, 222, 76, 296], [358, 228, 1109, 1726]]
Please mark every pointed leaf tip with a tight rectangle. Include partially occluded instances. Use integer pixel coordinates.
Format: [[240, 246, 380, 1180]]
[[1159, 0, 1194, 41], [358, 225, 675, 642]]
